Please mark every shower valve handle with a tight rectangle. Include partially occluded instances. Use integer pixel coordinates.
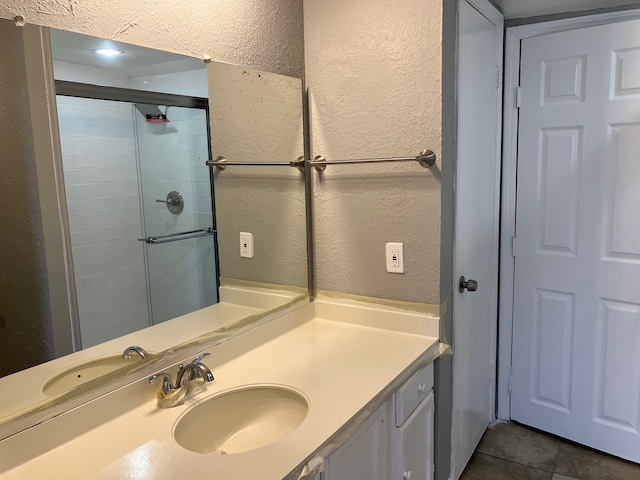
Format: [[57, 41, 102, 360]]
[[156, 191, 184, 214]]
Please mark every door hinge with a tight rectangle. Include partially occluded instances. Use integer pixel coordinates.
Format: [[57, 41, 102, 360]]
[[508, 367, 513, 394], [496, 66, 502, 90], [515, 86, 522, 108], [511, 235, 517, 257]]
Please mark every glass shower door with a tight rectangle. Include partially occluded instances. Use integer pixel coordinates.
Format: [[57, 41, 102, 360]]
[[135, 103, 218, 324]]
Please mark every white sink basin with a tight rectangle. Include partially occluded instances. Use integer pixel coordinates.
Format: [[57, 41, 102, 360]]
[[42, 354, 147, 397], [173, 385, 308, 455]]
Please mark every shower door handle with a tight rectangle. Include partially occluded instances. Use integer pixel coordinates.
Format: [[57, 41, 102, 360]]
[[138, 227, 216, 245]]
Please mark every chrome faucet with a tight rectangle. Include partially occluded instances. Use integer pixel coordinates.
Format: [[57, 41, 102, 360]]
[[175, 354, 215, 387], [149, 353, 214, 408], [122, 345, 149, 360]]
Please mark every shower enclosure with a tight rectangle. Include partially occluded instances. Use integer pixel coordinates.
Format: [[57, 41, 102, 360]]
[[55, 84, 218, 349]]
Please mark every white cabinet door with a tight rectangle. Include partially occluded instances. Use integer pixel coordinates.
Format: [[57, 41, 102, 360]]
[[396, 391, 435, 480], [512, 17, 640, 462], [324, 402, 390, 480]]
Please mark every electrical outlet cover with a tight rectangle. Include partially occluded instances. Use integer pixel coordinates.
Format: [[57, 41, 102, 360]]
[[385, 242, 403, 273], [240, 232, 254, 258]]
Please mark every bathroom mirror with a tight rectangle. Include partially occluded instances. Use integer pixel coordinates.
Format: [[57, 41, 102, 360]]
[[0, 21, 308, 439]]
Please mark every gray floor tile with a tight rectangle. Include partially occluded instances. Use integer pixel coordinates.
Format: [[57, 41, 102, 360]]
[[554, 442, 640, 480], [475, 422, 560, 472], [461, 453, 553, 480]]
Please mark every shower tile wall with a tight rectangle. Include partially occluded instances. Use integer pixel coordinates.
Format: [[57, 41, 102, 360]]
[[57, 95, 149, 347]]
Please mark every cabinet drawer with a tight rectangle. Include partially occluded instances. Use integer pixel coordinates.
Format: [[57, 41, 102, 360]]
[[395, 363, 434, 426]]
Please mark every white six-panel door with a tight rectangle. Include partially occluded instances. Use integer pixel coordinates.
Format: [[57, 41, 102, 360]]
[[511, 18, 640, 461]]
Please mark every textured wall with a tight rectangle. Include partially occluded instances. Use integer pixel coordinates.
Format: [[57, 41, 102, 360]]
[[0, 0, 304, 78], [0, 19, 55, 376], [304, 0, 443, 304]]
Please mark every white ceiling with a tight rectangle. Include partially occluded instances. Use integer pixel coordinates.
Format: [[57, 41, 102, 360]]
[[495, 0, 640, 18], [49, 29, 204, 78]]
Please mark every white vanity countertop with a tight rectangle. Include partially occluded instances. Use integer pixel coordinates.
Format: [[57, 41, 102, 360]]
[[0, 299, 440, 480]]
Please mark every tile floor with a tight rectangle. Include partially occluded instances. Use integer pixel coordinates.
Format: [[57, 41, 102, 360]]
[[460, 422, 640, 480]]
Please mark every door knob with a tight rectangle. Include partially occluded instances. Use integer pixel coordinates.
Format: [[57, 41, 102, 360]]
[[459, 276, 478, 293]]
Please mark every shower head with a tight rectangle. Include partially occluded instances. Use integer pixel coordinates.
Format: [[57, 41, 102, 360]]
[[134, 103, 169, 122]]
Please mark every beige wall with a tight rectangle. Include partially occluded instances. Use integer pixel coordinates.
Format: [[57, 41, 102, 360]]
[[304, 0, 443, 304], [0, 0, 304, 78]]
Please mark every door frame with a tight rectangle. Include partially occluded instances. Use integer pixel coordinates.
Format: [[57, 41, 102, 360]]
[[452, 0, 503, 477], [497, 7, 640, 421]]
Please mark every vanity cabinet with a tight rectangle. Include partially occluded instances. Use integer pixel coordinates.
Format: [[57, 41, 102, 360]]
[[320, 363, 434, 480], [323, 401, 391, 479]]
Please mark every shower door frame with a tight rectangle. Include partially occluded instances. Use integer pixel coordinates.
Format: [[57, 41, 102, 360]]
[[55, 81, 218, 349]]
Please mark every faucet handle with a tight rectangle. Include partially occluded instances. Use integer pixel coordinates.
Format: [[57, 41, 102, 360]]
[[190, 362, 215, 383], [175, 354, 213, 387], [188, 353, 213, 382], [149, 372, 176, 394], [190, 353, 210, 365]]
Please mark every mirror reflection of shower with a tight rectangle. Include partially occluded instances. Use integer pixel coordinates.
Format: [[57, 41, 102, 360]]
[[51, 29, 218, 350]]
